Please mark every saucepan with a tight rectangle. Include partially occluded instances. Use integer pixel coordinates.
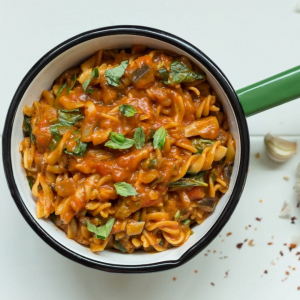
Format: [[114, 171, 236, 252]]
[[3, 26, 300, 273]]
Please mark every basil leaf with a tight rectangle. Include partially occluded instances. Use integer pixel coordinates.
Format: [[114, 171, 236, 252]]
[[168, 61, 205, 84], [182, 218, 191, 225], [169, 178, 208, 188], [56, 82, 67, 99], [26, 176, 35, 190], [114, 182, 138, 197], [58, 109, 84, 126], [105, 132, 135, 150], [153, 127, 167, 150], [158, 67, 170, 84], [86, 218, 115, 240], [192, 139, 214, 154], [147, 158, 157, 169], [64, 141, 88, 157], [119, 104, 137, 117], [23, 115, 35, 143], [113, 238, 127, 253], [174, 210, 180, 221], [133, 126, 145, 149], [49, 125, 61, 142], [67, 75, 77, 94], [105, 60, 128, 87], [82, 67, 99, 92]]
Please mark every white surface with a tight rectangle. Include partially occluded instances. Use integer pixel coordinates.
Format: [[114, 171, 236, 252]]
[[1, 0, 300, 299], [10, 33, 242, 266]]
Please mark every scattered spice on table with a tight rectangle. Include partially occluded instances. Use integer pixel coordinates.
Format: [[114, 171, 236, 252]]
[[172, 277, 177, 281], [226, 232, 232, 236], [211, 282, 215, 286], [268, 242, 273, 245], [224, 270, 229, 278], [259, 199, 263, 203], [248, 239, 254, 246], [289, 243, 297, 251], [255, 217, 262, 221], [255, 153, 260, 159], [237, 243, 243, 249], [280, 251, 284, 256], [194, 270, 198, 273], [264, 270, 268, 274], [286, 271, 290, 276], [283, 176, 289, 181], [291, 216, 297, 224], [298, 286, 300, 291]]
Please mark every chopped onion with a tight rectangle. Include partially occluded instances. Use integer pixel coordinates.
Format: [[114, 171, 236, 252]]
[[279, 201, 291, 218], [264, 133, 297, 162]]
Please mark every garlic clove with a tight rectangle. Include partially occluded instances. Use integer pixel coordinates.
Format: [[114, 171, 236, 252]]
[[264, 133, 297, 162]]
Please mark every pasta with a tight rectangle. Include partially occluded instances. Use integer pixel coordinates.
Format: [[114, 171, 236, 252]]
[[20, 45, 235, 254]]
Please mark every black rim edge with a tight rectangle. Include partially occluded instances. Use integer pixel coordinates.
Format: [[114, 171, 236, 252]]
[[2, 25, 250, 273]]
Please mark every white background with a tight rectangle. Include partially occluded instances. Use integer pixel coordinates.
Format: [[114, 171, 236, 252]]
[[1, 0, 300, 299]]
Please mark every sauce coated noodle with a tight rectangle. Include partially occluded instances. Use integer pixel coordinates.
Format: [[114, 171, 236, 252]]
[[20, 45, 235, 253]]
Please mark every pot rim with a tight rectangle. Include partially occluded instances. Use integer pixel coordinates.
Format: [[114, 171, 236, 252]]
[[2, 25, 249, 273]]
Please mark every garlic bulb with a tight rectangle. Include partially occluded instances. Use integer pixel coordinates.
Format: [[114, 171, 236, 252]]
[[264, 133, 297, 162]]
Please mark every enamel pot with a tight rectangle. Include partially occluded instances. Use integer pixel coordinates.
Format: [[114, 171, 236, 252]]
[[3, 26, 300, 273]]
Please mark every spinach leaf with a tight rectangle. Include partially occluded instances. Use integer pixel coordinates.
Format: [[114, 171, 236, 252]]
[[113, 238, 127, 253], [114, 182, 138, 197], [58, 109, 84, 126], [169, 61, 205, 84], [133, 126, 145, 149], [105, 60, 128, 87], [67, 75, 77, 94], [105, 132, 135, 150], [169, 178, 208, 188], [86, 218, 115, 240], [56, 82, 67, 99], [153, 127, 167, 150], [64, 141, 88, 157], [82, 67, 99, 92], [26, 176, 35, 190], [23, 115, 35, 143], [119, 104, 137, 117]]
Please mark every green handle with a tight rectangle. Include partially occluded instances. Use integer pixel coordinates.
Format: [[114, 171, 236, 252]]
[[237, 65, 300, 117]]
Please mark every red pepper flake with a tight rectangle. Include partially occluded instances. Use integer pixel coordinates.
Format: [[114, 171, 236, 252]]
[[280, 251, 284, 256], [296, 252, 300, 256], [237, 243, 243, 249], [255, 217, 262, 221], [297, 202, 300, 208], [194, 270, 198, 273], [172, 277, 177, 281], [268, 242, 273, 245], [244, 239, 248, 242], [289, 244, 297, 251], [207, 250, 211, 252], [211, 282, 215, 286], [291, 217, 297, 224], [298, 286, 300, 290], [226, 232, 232, 236], [292, 267, 296, 271], [264, 270, 268, 274], [286, 271, 290, 275], [224, 270, 229, 278], [213, 250, 216, 253]]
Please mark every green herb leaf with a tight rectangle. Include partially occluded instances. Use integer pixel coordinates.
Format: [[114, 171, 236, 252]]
[[67, 75, 77, 94], [58, 109, 84, 126], [153, 127, 167, 150], [113, 238, 127, 253], [49, 125, 61, 142], [64, 141, 88, 157], [26, 176, 35, 190], [82, 68, 99, 92], [167, 61, 205, 84], [86, 88, 94, 93], [182, 218, 191, 225], [114, 182, 138, 197], [159, 239, 164, 246], [174, 210, 180, 221], [56, 82, 67, 99], [105, 132, 135, 150], [133, 126, 145, 149], [86, 218, 115, 240], [105, 60, 128, 87], [119, 104, 137, 117], [23, 115, 35, 143], [169, 178, 208, 188], [158, 67, 170, 84], [147, 158, 157, 169], [192, 139, 214, 154]]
